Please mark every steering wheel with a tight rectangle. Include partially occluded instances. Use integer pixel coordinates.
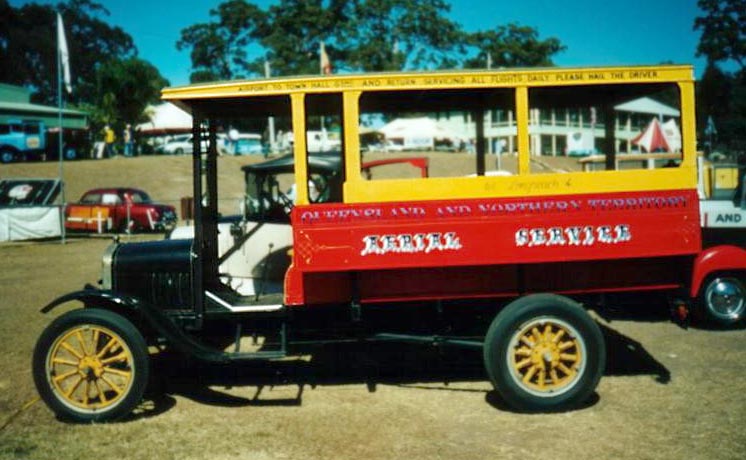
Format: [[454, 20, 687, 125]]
[[277, 191, 294, 213], [309, 175, 330, 203]]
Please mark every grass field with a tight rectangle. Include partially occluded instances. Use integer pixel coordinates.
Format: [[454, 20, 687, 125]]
[[1, 154, 745, 459]]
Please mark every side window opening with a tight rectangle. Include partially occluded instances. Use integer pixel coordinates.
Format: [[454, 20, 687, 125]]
[[528, 83, 682, 174], [358, 89, 516, 180], [101, 193, 121, 205], [304, 93, 344, 203], [80, 193, 101, 204]]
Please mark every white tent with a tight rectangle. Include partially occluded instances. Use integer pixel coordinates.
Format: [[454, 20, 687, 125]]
[[136, 103, 192, 134], [379, 117, 461, 150], [661, 119, 681, 152], [615, 97, 680, 117]]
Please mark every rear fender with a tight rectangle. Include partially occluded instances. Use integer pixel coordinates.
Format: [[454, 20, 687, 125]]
[[690, 245, 746, 297]]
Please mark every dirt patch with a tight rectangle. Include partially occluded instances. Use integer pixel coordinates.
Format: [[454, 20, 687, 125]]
[[1, 155, 745, 459]]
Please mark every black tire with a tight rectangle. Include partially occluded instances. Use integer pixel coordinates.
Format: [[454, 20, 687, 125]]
[[696, 273, 746, 327], [32, 308, 150, 423], [483, 294, 605, 412], [174, 147, 184, 155], [64, 146, 77, 160], [0, 148, 15, 164]]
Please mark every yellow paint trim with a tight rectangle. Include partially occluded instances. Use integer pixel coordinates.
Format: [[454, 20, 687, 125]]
[[679, 81, 697, 168], [290, 93, 308, 205], [343, 167, 697, 203], [163, 64, 699, 204], [163, 65, 694, 102], [515, 87, 530, 175], [343, 91, 362, 189]]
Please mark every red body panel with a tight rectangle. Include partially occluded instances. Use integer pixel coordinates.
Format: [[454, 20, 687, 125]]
[[285, 189, 701, 305]]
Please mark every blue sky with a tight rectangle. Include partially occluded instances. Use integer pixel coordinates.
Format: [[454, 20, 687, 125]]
[[12, 0, 708, 86]]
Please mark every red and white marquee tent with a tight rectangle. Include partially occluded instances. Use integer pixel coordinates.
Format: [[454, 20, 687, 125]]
[[631, 117, 681, 153]]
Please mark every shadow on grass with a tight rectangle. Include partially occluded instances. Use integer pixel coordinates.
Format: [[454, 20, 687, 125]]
[[133, 320, 669, 418]]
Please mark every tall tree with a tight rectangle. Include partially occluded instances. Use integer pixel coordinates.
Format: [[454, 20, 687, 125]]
[[0, 0, 137, 106], [464, 23, 565, 69], [178, 0, 564, 81], [177, 0, 269, 82], [695, 0, 746, 150], [344, 0, 464, 71], [1, 1, 168, 132], [84, 57, 169, 127], [694, 0, 746, 71]]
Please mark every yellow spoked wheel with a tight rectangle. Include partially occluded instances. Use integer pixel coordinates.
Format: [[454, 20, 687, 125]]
[[483, 294, 605, 412], [33, 309, 149, 422], [47, 325, 135, 412], [507, 318, 586, 397]]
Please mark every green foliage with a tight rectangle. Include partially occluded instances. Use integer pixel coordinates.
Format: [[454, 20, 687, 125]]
[[0, 0, 166, 131], [177, 0, 564, 81], [695, 1, 746, 151], [96, 58, 169, 127], [464, 23, 565, 69], [695, 0, 746, 70], [697, 66, 746, 151], [344, 0, 465, 71]]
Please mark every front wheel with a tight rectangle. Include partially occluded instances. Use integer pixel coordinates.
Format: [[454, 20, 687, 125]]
[[0, 148, 15, 164], [697, 274, 746, 327], [483, 294, 605, 412], [32, 308, 150, 423]]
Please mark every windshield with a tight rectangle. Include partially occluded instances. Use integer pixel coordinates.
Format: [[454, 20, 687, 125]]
[[244, 171, 295, 222], [244, 169, 339, 222]]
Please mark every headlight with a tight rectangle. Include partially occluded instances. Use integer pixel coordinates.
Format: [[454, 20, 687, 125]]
[[100, 242, 118, 289]]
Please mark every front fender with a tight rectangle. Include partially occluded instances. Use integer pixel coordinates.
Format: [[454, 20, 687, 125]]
[[40, 286, 142, 314], [39, 287, 180, 350], [690, 245, 746, 297]]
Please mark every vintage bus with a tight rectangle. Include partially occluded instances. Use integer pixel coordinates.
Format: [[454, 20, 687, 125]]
[[33, 64, 746, 422]]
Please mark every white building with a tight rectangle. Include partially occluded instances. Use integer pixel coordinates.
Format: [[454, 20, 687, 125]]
[[434, 96, 681, 156]]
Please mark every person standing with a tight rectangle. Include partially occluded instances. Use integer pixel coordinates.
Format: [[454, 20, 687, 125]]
[[123, 124, 134, 157], [103, 124, 116, 158]]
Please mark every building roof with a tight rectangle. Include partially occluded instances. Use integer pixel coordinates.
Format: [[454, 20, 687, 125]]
[[0, 83, 88, 129], [615, 97, 680, 117]]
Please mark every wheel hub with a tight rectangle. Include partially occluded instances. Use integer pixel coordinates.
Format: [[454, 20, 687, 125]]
[[78, 356, 104, 379], [509, 318, 586, 397], [706, 277, 746, 322]]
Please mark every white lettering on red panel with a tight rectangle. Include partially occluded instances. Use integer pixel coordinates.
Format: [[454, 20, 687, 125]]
[[515, 225, 632, 247], [361, 232, 462, 256]]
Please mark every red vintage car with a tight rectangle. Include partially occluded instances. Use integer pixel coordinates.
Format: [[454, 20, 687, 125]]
[[65, 187, 177, 233]]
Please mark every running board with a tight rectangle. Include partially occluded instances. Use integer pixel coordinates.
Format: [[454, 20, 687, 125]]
[[205, 290, 285, 313]]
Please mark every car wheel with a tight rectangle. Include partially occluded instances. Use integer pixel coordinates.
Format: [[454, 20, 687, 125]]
[[64, 146, 77, 160], [697, 274, 746, 327], [0, 148, 15, 164], [483, 294, 605, 412], [174, 147, 184, 155], [32, 308, 150, 423]]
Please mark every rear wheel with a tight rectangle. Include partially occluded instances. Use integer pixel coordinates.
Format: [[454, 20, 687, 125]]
[[64, 146, 77, 160], [483, 294, 605, 412], [697, 274, 746, 327], [32, 309, 149, 423]]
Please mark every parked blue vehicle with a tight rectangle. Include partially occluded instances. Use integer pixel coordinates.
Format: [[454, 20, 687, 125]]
[[0, 120, 46, 163]]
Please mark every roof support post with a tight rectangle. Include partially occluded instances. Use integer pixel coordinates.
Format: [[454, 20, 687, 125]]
[[290, 93, 308, 205], [604, 104, 616, 171]]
